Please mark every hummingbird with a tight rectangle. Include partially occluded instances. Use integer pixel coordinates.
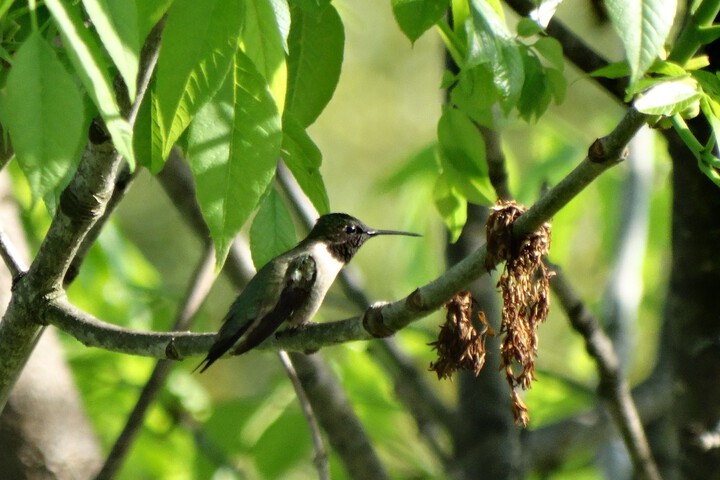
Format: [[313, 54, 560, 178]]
[[194, 213, 420, 372]]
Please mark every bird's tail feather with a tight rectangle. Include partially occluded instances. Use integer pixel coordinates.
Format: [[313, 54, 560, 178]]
[[192, 321, 250, 373]]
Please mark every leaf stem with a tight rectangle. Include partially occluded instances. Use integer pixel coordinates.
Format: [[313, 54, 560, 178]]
[[669, 0, 720, 65]]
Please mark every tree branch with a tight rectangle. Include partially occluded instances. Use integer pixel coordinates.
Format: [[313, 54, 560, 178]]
[[278, 351, 330, 480], [38, 107, 646, 358], [549, 263, 661, 480], [0, 228, 26, 278], [289, 352, 391, 480], [525, 378, 671, 470]]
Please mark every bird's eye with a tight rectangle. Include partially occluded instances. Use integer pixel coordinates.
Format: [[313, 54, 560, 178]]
[[345, 224, 358, 234]]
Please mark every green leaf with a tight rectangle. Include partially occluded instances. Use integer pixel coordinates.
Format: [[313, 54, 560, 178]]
[[4, 31, 85, 204], [285, 3, 344, 127], [546, 67, 567, 104], [590, 61, 630, 79], [154, 0, 244, 163], [82, 0, 141, 101], [433, 172, 467, 243], [45, 0, 135, 167], [449, 64, 498, 126], [133, 81, 166, 173], [468, 0, 524, 112], [605, 0, 678, 86], [692, 69, 720, 99], [243, 0, 288, 111], [517, 52, 552, 122], [187, 49, 282, 268], [516, 17, 542, 37], [634, 78, 701, 116], [391, 0, 449, 43], [533, 36, 564, 70], [437, 108, 494, 205], [281, 113, 330, 214], [250, 188, 297, 269]]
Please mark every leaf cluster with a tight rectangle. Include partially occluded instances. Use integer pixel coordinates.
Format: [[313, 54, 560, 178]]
[[0, 0, 338, 268]]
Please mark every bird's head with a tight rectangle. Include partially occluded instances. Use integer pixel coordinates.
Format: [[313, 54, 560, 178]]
[[305, 213, 420, 262]]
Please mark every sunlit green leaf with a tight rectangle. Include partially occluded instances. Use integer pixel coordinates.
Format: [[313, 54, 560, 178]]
[[516, 17, 542, 37], [533, 36, 564, 70], [4, 31, 85, 204], [45, 0, 135, 167], [433, 172, 467, 242], [634, 78, 701, 116], [285, 2, 344, 127], [82, 0, 141, 100], [437, 108, 494, 205], [391, 0, 449, 43], [250, 188, 297, 269], [468, 0, 524, 112], [693, 69, 720, 99], [518, 52, 552, 122], [450, 64, 498, 126], [281, 113, 330, 214], [590, 61, 630, 79], [155, 0, 244, 163], [546, 67, 567, 104], [187, 49, 282, 267], [133, 81, 166, 173], [243, 0, 288, 111], [605, 0, 678, 86]]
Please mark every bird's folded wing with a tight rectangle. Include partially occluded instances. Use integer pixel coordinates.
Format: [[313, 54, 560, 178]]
[[232, 255, 317, 356]]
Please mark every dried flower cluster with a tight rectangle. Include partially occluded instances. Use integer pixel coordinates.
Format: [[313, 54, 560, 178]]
[[429, 291, 493, 380], [486, 200, 553, 426]]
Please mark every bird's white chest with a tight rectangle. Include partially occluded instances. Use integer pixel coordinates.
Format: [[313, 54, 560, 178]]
[[288, 242, 344, 325], [308, 242, 345, 297]]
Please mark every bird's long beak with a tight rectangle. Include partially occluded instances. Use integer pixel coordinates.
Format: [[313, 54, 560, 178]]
[[367, 228, 421, 237]]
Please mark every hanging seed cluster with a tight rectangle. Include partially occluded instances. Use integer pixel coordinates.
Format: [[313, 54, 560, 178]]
[[487, 200, 553, 426], [429, 291, 493, 380]]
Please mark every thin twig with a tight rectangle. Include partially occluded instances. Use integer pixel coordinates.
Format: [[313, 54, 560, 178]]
[[95, 244, 217, 480], [289, 352, 391, 480], [549, 263, 661, 480], [0, 228, 27, 277], [278, 350, 330, 480]]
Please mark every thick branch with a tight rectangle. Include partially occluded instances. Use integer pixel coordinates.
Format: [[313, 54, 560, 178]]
[[41, 108, 646, 359]]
